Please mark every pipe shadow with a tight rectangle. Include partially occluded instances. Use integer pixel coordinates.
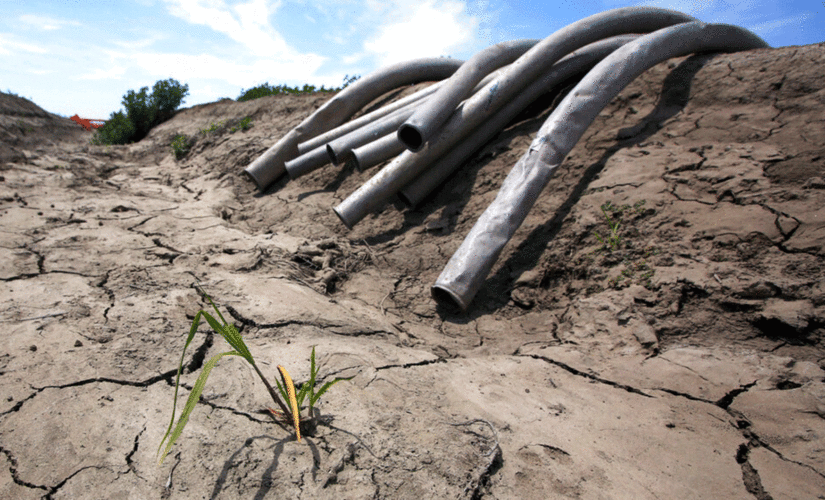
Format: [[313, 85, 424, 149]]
[[463, 52, 716, 315]]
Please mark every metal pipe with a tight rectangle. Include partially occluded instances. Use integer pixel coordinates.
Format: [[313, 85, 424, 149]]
[[398, 35, 639, 208], [349, 133, 407, 172], [286, 105, 416, 179], [296, 81, 443, 156], [333, 7, 696, 229], [289, 70, 510, 179], [325, 105, 416, 166], [431, 22, 769, 311], [243, 57, 464, 191], [283, 145, 331, 179], [398, 39, 540, 152]]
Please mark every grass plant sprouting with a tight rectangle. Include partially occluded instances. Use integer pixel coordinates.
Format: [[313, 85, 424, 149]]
[[594, 200, 647, 251], [595, 201, 622, 251], [157, 290, 351, 465], [268, 345, 351, 432]]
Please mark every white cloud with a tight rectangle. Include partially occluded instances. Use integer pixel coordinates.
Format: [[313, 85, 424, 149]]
[[750, 13, 811, 37], [0, 34, 48, 55], [77, 66, 128, 81], [362, 0, 479, 66], [163, 0, 290, 57], [131, 51, 325, 86], [18, 14, 82, 31]]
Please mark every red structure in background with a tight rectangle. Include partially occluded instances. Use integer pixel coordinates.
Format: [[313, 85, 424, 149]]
[[69, 114, 106, 131]]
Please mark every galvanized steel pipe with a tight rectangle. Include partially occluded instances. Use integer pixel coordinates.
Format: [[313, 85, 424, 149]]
[[431, 22, 769, 311], [350, 133, 407, 172], [333, 7, 695, 228], [286, 104, 418, 179], [244, 57, 463, 191], [398, 35, 639, 207], [398, 39, 540, 152], [296, 82, 442, 156]]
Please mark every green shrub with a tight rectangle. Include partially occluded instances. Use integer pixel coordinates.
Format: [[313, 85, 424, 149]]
[[91, 111, 135, 146], [170, 134, 192, 160], [93, 78, 189, 145]]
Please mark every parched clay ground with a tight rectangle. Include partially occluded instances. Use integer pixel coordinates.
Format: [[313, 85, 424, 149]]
[[1, 42, 824, 499]]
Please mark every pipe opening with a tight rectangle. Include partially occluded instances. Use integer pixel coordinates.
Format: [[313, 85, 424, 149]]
[[325, 144, 339, 165], [398, 124, 424, 152], [347, 154, 362, 172], [332, 206, 355, 230], [396, 189, 414, 207], [431, 285, 467, 312]]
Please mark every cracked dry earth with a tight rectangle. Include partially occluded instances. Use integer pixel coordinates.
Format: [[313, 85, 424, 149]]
[[2, 42, 825, 499]]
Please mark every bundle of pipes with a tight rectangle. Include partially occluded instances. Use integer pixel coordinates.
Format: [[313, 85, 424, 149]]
[[243, 7, 768, 311]]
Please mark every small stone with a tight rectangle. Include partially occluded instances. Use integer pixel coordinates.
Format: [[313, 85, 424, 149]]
[[29, 345, 37, 352], [74, 340, 83, 347]]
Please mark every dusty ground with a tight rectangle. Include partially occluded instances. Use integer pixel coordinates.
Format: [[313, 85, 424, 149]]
[[1, 42, 824, 499]]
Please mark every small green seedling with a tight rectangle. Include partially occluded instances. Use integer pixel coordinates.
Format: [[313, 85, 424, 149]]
[[595, 201, 622, 251], [269, 346, 348, 426], [157, 290, 349, 464]]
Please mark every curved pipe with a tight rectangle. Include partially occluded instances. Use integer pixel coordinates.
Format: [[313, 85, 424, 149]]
[[243, 57, 464, 191], [431, 22, 769, 311], [398, 35, 639, 208], [398, 39, 539, 152], [288, 70, 509, 179], [296, 81, 443, 156], [333, 7, 696, 229]]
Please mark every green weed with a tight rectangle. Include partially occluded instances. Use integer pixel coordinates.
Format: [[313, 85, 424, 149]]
[[157, 289, 350, 464], [200, 120, 225, 135], [170, 134, 192, 160], [594, 200, 647, 251], [230, 116, 253, 133]]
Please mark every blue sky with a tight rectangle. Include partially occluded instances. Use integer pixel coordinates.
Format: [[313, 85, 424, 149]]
[[1, 0, 822, 119]]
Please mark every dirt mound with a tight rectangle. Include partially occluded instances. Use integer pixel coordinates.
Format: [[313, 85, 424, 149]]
[[1, 43, 823, 499], [0, 91, 85, 164]]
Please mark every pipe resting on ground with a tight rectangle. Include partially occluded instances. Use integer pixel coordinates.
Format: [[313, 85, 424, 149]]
[[398, 35, 639, 208], [431, 22, 769, 311], [333, 7, 696, 229], [398, 39, 539, 152], [244, 58, 463, 191]]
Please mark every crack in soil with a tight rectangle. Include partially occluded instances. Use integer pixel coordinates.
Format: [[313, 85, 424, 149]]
[[0, 445, 51, 494], [517, 353, 653, 398], [736, 442, 774, 500]]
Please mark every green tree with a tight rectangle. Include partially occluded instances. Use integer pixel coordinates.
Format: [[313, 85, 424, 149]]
[[91, 111, 134, 146], [152, 78, 189, 124], [93, 78, 189, 145], [122, 86, 154, 140]]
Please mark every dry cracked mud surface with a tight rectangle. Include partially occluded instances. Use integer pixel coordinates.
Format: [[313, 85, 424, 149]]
[[1, 43, 824, 499]]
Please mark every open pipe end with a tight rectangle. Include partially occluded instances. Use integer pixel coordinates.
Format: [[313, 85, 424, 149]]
[[242, 168, 267, 191], [346, 154, 362, 172], [431, 284, 468, 312], [398, 124, 425, 152], [332, 206, 355, 231], [325, 144, 339, 165], [396, 188, 414, 207]]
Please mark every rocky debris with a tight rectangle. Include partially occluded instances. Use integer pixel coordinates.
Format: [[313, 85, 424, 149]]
[[1, 43, 824, 498]]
